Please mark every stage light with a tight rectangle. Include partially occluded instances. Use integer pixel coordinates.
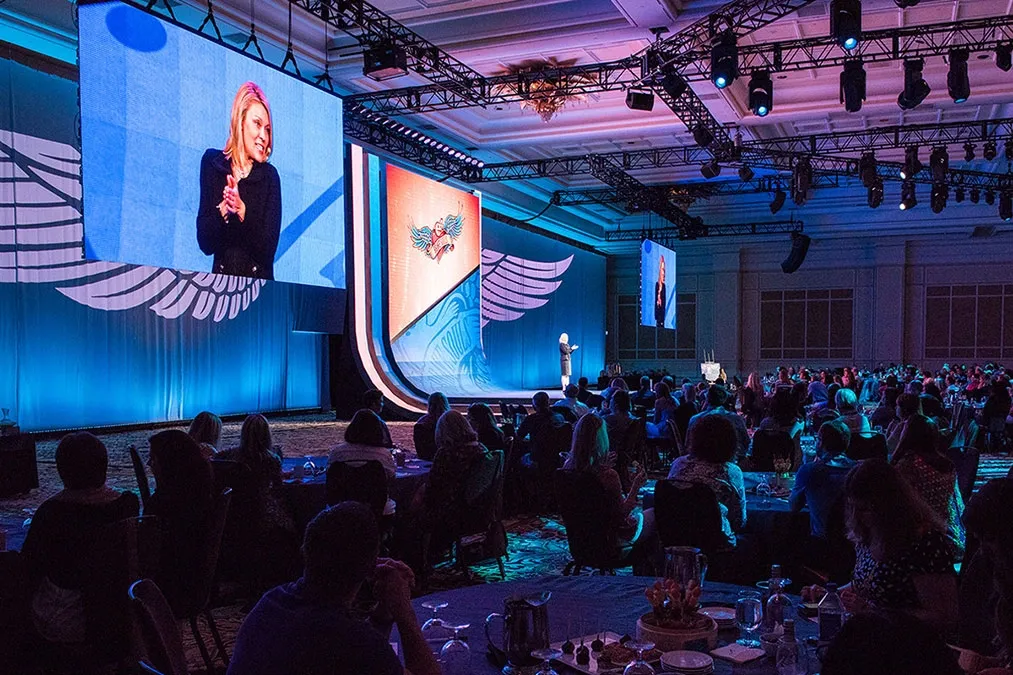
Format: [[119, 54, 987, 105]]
[[791, 157, 812, 206], [894, 0, 919, 7], [900, 146, 922, 179], [867, 179, 883, 208], [859, 152, 877, 188], [831, 0, 862, 50], [476, 160, 485, 168], [985, 190, 995, 205], [955, 186, 965, 203], [710, 31, 738, 89], [748, 71, 773, 117], [693, 124, 714, 148], [899, 181, 917, 210], [1001, 192, 1012, 222], [660, 70, 688, 99], [1006, 142, 1013, 162], [930, 183, 948, 214], [970, 188, 981, 204], [898, 59, 930, 110], [984, 141, 997, 161], [738, 165, 755, 181], [363, 43, 409, 81], [947, 49, 970, 103], [997, 44, 1012, 72], [964, 143, 976, 162], [770, 189, 787, 214], [839, 59, 867, 113], [701, 160, 722, 179], [930, 147, 949, 183], [625, 89, 655, 111]]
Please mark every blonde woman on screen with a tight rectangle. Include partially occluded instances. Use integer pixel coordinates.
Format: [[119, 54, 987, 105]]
[[559, 332, 579, 391]]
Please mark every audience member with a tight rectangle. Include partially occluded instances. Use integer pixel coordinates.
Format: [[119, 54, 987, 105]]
[[219, 414, 284, 491], [652, 381, 677, 425], [328, 410, 397, 516], [836, 387, 871, 434], [739, 372, 765, 428], [869, 387, 900, 430], [362, 389, 394, 447], [187, 411, 222, 459], [886, 392, 924, 453], [575, 376, 593, 405], [420, 411, 486, 529], [467, 402, 507, 453], [554, 383, 590, 420], [227, 502, 440, 675], [604, 390, 638, 454], [820, 611, 963, 675], [631, 376, 656, 410], [671, 383, 697, 444], [412, 392, 449, 461], [667, 414, 746, 548], [790, 419, 856, 540], [688, 385, 749, 461], [515, 391, 565, 447]]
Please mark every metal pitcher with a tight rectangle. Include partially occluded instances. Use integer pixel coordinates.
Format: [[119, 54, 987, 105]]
[[485, 591, 552, 674], [664, 546, 708, 588]]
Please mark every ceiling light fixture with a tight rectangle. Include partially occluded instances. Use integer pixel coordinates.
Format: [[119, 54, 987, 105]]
[[660, 70, 688, 99], [930, 146, 949, 183], [859, 151, 877, 187], [898, 58, 930, 110], [955, 186, 965, 203], [894, 0, 919, 7], [930, 183, 948, 214], [947, 49, 970, 103], [710, 31, 738, 89], [625, 89, 655, 111], [693, 124, 714, 148], [1006, 141, 1013, 162], [792, 157, 812, 206], [363, 42, 408, 81], [748, 71, 773, 117], [900, 146, 922, 179], [840, 59, 867, 113], [899, 181, 917, 210], [985, 190, 996, 206], [984, 141, 998, 161], [963, 143, 976, 162], [738, 165, 755, 181], [970, 188, 981, 204], [1000, 192, 1012, 222], [997, 44, 1012, 72], [830, 0, 862, 51], [867, 178, 884, 208], [701, 159, 722, 179]]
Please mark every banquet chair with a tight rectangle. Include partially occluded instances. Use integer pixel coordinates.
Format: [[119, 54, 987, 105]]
[[945, 445, 980, 504], [325, 460, 389, 519], [453, 450, 507, 579], [848, 431, 888, 461], [128, 579, 189, 675], [210, 459, 261, 585], [129, 445, 152, 512], [653, 480, 728, 555], [748, 430, 796, 472], [986, 417, 1010, 454], [554, 469, 633, 575]]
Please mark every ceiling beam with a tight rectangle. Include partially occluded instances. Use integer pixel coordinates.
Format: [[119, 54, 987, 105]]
[[604, 219, 804, 242]]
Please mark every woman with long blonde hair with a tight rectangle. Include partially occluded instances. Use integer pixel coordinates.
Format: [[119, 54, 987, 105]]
[[196, 81, 281, 279]]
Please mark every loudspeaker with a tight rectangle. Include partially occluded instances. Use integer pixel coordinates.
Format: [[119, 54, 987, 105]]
[[781, 233, 811, 274], [363, 44, 408, 81], [625, 90, 655, 111]]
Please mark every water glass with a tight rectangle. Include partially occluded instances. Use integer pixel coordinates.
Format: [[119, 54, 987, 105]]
[[421, 600, 452, 652], [532, 647, 563, 675], [623, 640, 656, 675], [440, 623, 471, 675], [302, 455, 317, 477], [736, 591, 763, 647]]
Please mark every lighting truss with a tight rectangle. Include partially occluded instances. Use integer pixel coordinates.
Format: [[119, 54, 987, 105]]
[[604, 220, 804, 243]]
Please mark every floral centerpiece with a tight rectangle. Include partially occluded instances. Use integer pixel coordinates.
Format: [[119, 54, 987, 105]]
[[637, 579, 718, 651]]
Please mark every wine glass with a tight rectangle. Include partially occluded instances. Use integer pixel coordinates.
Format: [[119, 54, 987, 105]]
[[623, 641, 656, 675], [22, 507, 35, 530], [439, 623, 471, 675], [736, 591, 763, 647], [421, 600, 452, 652], [302, 455, 317, 477], [532, 647, 563, 675]]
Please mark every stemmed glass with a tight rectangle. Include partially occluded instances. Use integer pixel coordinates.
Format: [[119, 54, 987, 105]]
[[623, 640, 656, 675], [302, 455, 317, 477], [531, 647, 563, 675], [735, 591, 763, 647], [439, 623, 471, 675], [421, 600, 452, 652]]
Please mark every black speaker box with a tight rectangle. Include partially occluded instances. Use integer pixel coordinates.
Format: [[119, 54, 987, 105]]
[[781, 233, 811, 274]]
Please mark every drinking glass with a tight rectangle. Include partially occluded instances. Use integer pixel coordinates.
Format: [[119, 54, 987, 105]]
[[421, 600, 452, 652], [302, 455, 317, 477], [532, 647, 563, 675], [22, 507, 35, 530], [440, 623, 471, 675], [623, 641, 656, 675], [736, 591, 763, 647], [755, 476, 772, 505]]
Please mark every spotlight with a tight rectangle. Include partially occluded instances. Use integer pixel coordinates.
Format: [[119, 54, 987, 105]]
[[660, 70, 688, 99], [363, 43, 409, 81], [930, 147, 949, 183], [963, 143, 976, 162], [625, 89, 655, 111], [839, 59, 867, 113], [955, 186, 965, 203], [770, 188, 787, 214], [748, 71, 773, 117], [710, 31, 738, 89], [792, 157, 812, 206], [894, 0, 919, 7], [985, 190, 995, 206], [701, 160, 722, 179], [898, 59, 930, 110], [899, 181, 917, 210], [692, 124, 714, 148], [947, 49, 970, 103], [984, 141, 997, 161], [867, 178, 884, 208], [970, 188, 981, 204], [831, 0, 862, 51], [930, 183, 948, 214], [859, 152, 877, 188], [1001, 192, 1012, 222], [997, 44, 1012, 72], [738, 165, 755, 181], [900, 146, 922, 179]]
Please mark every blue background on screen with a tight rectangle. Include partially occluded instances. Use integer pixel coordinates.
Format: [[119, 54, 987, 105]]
[[640, 239, 677, 329], [78, 2, 345, 288]]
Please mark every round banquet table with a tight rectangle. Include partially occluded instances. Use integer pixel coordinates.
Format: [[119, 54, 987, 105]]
[[278, 455, 431, 532], [407, 575, 817, 675]]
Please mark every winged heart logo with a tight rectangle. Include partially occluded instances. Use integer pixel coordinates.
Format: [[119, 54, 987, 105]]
[[408, 207, 464, 263], [1, 129, 264, 322]]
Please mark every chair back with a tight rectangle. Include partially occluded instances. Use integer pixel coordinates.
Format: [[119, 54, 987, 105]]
[[128, 579, 189, 675], [210, 460, 260, 579], [551, 404, 579, 424], [129, 445, 152, 512], [945, 445, 980, 504], [532, 422, 572, 473], [325, 460, 388, 517], [460, 450, 504, 531], [553, 469, 627, 568], [653, 479, 727, 553], [848, 432, 888, 461], [749, 430, 795, 471], [170, 488, 231, 618]]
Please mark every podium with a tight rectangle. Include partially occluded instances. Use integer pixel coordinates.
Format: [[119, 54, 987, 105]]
[[0, 433, 38, 497]]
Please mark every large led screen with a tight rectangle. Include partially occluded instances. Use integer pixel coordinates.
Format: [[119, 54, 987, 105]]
[[641, 239, 677, 329], [78, 1, 345, 288]]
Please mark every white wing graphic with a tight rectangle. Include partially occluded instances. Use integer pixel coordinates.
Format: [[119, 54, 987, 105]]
[[0, 129, 264, 322], [480, 249, 573, 327]]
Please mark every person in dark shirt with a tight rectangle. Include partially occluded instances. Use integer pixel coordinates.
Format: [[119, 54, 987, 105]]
[[631, 376, 656, 410], [412, 392, 449, 461], [575, 377, 593, 405], [515, 391, 565, 447], [790, 419, 856, 539], [196, 82, 281, 280], [228, 502, 439, 675], [672, 383, 698, 444], [467, 402, 507, 453]]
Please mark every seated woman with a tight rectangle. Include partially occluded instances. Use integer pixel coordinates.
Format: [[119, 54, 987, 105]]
[[147, 429, 214, 613], [21, 432, 139, 644], [841, 458, 958, 633], [891, 414, 965, 560], [869, 387, 900, 431], [652, 381, 677, 426], [562, 414, 654, 564], [187, 410, 222, 460], [467, 402, 507, 453], [218, 413, 284, 491], [836, 387, 871, 435], [886, 392, 923, 454], [739, 372, 765, 428], [420, 410, 486, 529], [666, 414, 746, 548], [413, 392, 449, 461], [752, 386, 804, 468], [328, 409, 397, 515]]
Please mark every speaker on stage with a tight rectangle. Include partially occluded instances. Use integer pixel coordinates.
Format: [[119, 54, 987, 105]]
[[781, 232, 811, 274]]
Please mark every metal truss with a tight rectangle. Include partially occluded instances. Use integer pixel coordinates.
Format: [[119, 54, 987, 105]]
[[604, 219, 804, 243]]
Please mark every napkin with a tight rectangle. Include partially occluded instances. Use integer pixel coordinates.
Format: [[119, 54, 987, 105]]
[[710, 643, 766, 664]]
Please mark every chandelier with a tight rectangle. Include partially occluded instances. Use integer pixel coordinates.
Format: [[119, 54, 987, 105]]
[[494, 58, 594, 122]]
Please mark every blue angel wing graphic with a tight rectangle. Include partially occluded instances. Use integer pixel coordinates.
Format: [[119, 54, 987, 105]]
[[0, 129, 264, 322], [480, 249, 574, 327], [408, 217, 433, 252], [443, 208, 465, 240]]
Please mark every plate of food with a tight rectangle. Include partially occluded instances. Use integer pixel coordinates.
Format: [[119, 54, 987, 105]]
[[550, 632, 663, 674]]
